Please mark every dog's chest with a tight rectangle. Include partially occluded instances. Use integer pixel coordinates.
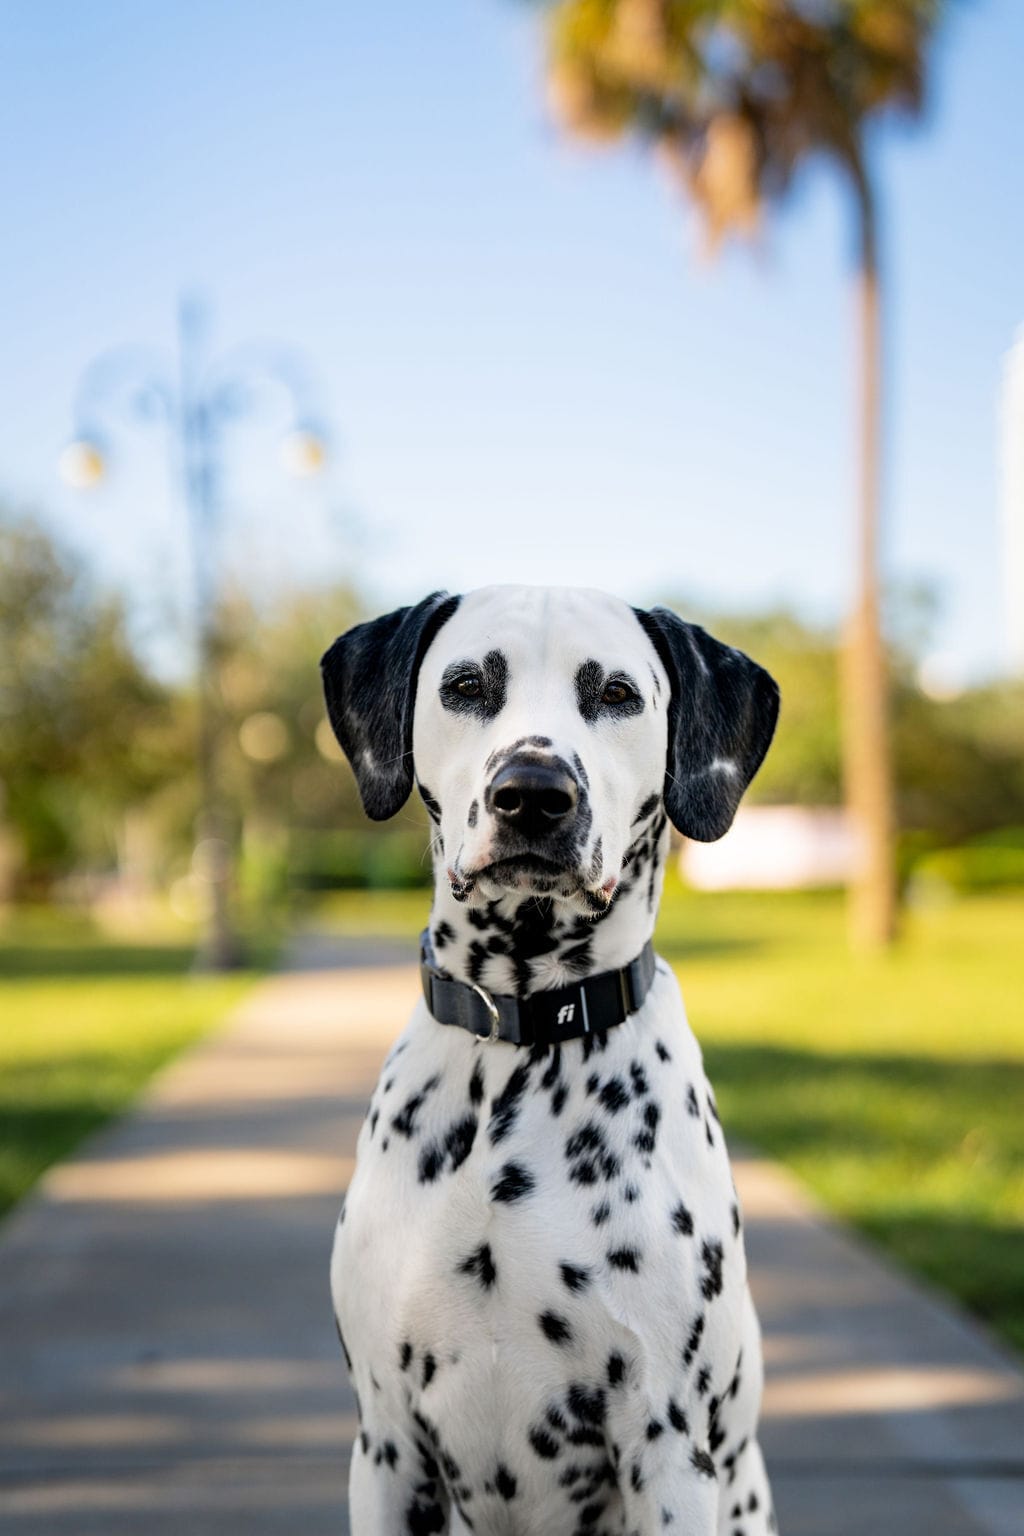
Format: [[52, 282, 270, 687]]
[[333, 970, 748, 1444]]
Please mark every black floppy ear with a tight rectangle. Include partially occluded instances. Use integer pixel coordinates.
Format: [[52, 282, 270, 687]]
[[635, 606, 780, 842], [321, 592, 460, 820]]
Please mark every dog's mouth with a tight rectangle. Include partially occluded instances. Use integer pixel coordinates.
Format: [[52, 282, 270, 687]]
[[477, 853, 571, 890], [448, 853, 617, 911]]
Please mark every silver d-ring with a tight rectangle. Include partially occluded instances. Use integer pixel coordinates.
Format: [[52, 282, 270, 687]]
[[468, 981, 501, 1044]]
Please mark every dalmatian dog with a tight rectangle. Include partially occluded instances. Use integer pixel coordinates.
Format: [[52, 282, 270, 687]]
[[321, 585, 780, 1536]]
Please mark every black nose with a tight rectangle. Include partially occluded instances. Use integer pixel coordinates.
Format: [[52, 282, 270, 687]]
[[487, 761, 579, 838]]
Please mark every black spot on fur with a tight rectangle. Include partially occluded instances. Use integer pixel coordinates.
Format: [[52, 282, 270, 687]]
[[634, 1099, 661, 1154], [528, 1426, 560, 1460], [671, 1201, 694, 1236], [598, 1077, 630, 1114], [565, 1121, 620, 1184], [405, 1496, 446, 1534], [494, 1463, 518, 1500], [560, 1261, 591, 1294], [607, 1352, 626, 1386], [489, 1061, 532, 1145], [458, 1243, 497, 1289], [539, 1310, 573, 1345], [683, 1315, 705, 1367], [607, 1247, 641, 1273], [540, 1046, 562, 1087], [392, 1074, 441, 1139], [567, 1382, 606, 1425], [691, 1446, 717, 1478], [418, 1114, 478, 1184], [467, 798, 478, 828], [700, 1239, 725, 1300], [491, 1162, 535, 1203], [668, 1399, 689, 1434], [400, 1340, 413, 1371]]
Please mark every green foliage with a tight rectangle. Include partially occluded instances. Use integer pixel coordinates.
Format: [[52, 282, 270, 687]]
[[656, 598, 1024, 848], [209, 584, 434, 900], [0, 511, 177, 894], [212, 582, 365, 838], [913, 831, 1024, 895], [3, 510, 1018, 903], [290, 828, 433, 892]]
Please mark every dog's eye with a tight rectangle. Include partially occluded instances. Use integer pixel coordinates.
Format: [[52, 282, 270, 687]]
[[455, 675, 482, 699], [601, 680, 636, 707]]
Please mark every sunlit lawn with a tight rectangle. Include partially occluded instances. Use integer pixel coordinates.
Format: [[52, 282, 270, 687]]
[[3, 885, 1021, 1355], [0, 910, 264, 1219], [321, 878, 1024, 1354]]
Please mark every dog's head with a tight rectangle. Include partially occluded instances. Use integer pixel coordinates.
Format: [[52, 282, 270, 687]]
[[322, 586, 779, 912]]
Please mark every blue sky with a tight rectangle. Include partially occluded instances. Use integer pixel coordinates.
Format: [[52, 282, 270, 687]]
[[1, 0, 1021, 682]]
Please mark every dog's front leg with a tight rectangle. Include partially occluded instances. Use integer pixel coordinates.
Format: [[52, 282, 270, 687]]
[[621, 1462, 719, 1535], [613, 1430, 720, 1536], [348, 1431, 451, 1536]]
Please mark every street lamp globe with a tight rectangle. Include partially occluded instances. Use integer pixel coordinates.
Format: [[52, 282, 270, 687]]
[[58, 436, 107, 489], [280, 422, 328, 478]]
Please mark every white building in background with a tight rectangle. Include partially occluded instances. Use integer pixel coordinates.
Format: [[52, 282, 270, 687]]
[[1002, 328, 1024, 674], [680, 805, 859, 892]]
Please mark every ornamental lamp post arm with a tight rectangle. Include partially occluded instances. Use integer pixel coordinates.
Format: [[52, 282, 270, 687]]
[[62, 294, 329, 971]]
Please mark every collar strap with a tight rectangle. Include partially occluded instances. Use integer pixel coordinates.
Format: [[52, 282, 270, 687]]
[[419, 930, 657, 1047]]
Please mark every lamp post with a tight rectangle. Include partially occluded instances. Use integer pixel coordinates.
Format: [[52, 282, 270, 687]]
[[61, 295, 328, 969]]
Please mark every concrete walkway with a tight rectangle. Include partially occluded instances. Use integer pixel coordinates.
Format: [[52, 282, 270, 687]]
[[1, 940, 1022, 1534]]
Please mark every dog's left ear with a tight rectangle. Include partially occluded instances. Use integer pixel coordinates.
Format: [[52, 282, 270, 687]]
[[635, 606, 780, 842], [321, 592, 461, 820]]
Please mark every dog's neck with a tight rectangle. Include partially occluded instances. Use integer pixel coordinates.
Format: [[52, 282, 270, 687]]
[[426, 810, 669, 998]]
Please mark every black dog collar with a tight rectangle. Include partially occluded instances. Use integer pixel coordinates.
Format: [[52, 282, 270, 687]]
[[419, 930, 658, 1047]]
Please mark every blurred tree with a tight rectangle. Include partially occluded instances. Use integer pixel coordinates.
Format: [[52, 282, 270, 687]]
[[664, 597, 1024, 849], [210, 583, 433, 900], [539, 0, 943, 947], [0, 511, 176, 896], [896, 679, 1024, 846], [673, 605, 844, 805]]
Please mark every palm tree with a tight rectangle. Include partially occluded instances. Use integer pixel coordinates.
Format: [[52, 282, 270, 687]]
[[540, 0, 943, 948]]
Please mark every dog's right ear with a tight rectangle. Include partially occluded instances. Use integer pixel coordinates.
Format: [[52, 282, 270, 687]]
[[321, 592, 460, 820]]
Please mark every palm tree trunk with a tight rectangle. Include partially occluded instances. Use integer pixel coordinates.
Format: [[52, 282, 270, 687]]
[[842, 155, 898, 949]]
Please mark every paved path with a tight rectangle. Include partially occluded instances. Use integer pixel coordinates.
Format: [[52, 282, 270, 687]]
[[2, 943, 1022, 1534]]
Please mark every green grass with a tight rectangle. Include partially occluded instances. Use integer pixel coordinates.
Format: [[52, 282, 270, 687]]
[[0, 911, 264, 1219], [321, 879, 1024, 1354]]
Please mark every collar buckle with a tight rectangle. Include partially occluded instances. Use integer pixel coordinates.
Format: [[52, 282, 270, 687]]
[[468, 981, 501, 1044]]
